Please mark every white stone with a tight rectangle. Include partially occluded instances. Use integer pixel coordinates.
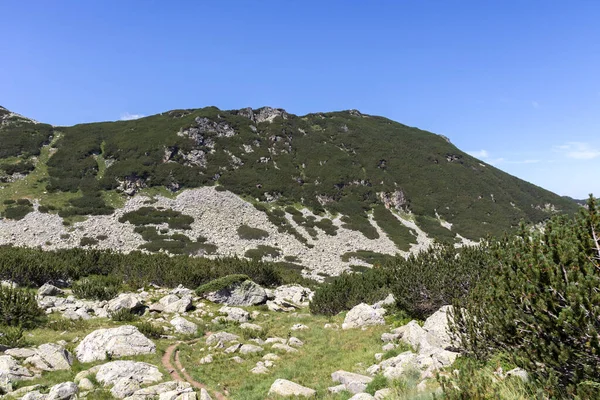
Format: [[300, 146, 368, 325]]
[[268, 379, 316, 397], [342, 303, 385, 329], [75, 325, 156, 363]]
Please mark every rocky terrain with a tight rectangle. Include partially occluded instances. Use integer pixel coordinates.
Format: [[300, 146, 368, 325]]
[[0, 278, 527, 400]]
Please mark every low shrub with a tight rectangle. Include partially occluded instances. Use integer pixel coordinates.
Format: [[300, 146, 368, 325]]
[[0, 326, 27, 348], [79, 237, 99, 247], [72, 275, 122, 301], [244, 245, 281, 260], [237, 224, 269, 240], [135, 321, 164, 339], [111, 309, 137, 322], [3, 204, 33, 220], [0, 286, 43, 328]]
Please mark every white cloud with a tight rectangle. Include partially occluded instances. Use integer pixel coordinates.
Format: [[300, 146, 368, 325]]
[[120, 112, 145, 121], [554, 142, 600, 160], [467, 149, 489, 159]]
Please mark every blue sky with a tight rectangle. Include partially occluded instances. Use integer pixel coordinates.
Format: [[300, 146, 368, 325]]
[[1, 1, 598, 198]]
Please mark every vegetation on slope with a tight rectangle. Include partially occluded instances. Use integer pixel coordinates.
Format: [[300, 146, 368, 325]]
[[0, 106, 579, 244]]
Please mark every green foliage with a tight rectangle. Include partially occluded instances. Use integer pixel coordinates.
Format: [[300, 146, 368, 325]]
[[79, 237, 99, 247], [195, 274, 250, 296], [452, 196, 600, 397], [366, 374, 389, 395], [341, 250, 394, 266], [119, 207, 194, 229], [0, 161, 35, 175], [58, 191, 114, 217], [110, 308, 137, 322], [135, 321, 163, 339], [244, 245, 281, 260], [372, 205, 416, 251], [237, 224, 269, 240], [2, 203, 33, 220], [0, 325, 27, 348], [72, 274, 122, 301], [0, 120, 53, 159], [0, 245, 289, 290], [0, 286, 43, 328]]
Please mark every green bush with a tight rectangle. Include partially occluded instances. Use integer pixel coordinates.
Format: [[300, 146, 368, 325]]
[[72, 275, 122, 301], [196, 274, 250, 296], [80, 237, 99, 247], [0, 286, 43, 328], [0, 326, 27, 348], [111, 308, 137, 322], [244, 245, 281, 260], [3, 204, 33, 220], [237, 224, 269, 240], [452, 196, 600, 397], [135, 321, 163, 339]]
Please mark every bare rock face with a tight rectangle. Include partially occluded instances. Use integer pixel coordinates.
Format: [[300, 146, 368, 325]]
[[342, 303, 386, 329], [47, 381, 78, 400], [205, 280, 267, 307], [25, 343, 73, 371], [238, 107, 288, 124], [378, 190, 408, 211], [75, 325, 156, 363], [268, 379, 316, 397]]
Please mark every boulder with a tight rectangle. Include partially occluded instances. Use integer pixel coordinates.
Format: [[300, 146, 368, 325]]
[[5, 347, 37, 359], [273, 285, 314, 306], [331, 370, 373, 394], [25, 343, 73, 371], [374, 388, 392, 399], [205, 331, 240, 346], [349, 394, 375, 400], [288, 337, 304, 347], [205, 280, 267, 306], [0, 354, 33, 382], [239, 322, 262, 331], [160, 294, 193, 314], [372, 294, 395, 310], [75, 325, 156, 363], [342, 303, 385, 329], [218, 306, 249, 323], [268, 379, 316, 397], [170, 317, 198, 335], [199, 388, 212, 400], [125, 381, 192, 399], [38, 283, 63, 297], [271, 343, 298, 353], [107, 293, 144, 314], [239, 344, 263, 354], [95, 361, 163, 384], [421, 305, 457, 350], [47, 381, 78, 400]]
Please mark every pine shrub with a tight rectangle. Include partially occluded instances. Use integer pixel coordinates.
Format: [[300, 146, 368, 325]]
[[72, 275, 122, 301], [0, 286, 43, 328], [452, 196, 600, 397]]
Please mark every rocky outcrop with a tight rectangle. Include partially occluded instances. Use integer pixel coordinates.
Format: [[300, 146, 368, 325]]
[[205, 280, 267, 307], [91, 360, 163, 398], [0, 355, 33, 392], [24, 343, 73, 371], [268, 379, 315, 397], [47, 381, 78, 400], [170, 317, 198, 335], [124, 381, 195, 399], [107, 293, 145, 314], [342, 303, 386, 329], [75, 325, 156, 363]]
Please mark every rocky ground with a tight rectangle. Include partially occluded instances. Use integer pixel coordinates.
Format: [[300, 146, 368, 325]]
[[0, 278, 531, 400], [0, 187, 434, 277]]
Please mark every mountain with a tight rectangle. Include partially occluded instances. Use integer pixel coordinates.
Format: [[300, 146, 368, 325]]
[[0, 105, 579, 276]]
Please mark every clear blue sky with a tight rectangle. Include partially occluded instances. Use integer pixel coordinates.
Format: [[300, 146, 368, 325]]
[[1, 1, 598, 198]]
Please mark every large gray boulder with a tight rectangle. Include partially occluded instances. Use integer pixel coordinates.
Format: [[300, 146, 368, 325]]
[[47, 381, 78, 400], [268, 379, 316, 397], [38, 283, 63, 297], [75, 325, 156, 363], [205, 280, 267, 306], [25, 343, 73, 371], [421, 305, 457, 350], [342, 303, 385, 329], [125, 381, 192, 399], [107, 293, 144, 314], [218, 306, 249, 323], [95, 361, 163, 398], [159, 294, 193, 314], [205, 331, 240, 346], [0, 354, 33, 384], [272, 285, 314, 306], [331, 370, 373, 394], [170, 317, 198, 335]]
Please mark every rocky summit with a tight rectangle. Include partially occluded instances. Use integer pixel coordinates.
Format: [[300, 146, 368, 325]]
[[0, 105, 579, 276]]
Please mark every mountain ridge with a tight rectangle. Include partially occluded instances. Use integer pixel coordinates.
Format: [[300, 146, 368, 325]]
[[0, 104, 580, 274]]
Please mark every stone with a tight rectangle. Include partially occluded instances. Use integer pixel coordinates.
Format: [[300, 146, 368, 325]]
[[47, 381, 78, 400], [199, 354, 213, 364], [271, 343, 298, 353], [111, 378, 141, 398], [170, 317, 198, 335], [0, 354, 34, 382], [161, 295, 193, 314], [342, 303, 385, 329], [239, 344, 263, 354], [331, 370, 373, 394], [107, 293, 144, 314], [205, 331, 240, 346], [263, 353, 280, 361], [290, 324, 308, 331], [95, 361, 163, 384], [273, 285, 314, 306], [231, 356, 244, 363], [349, 394, 375, 400], [218, 306, 249, 323], [21, 392, 47, 400], [328, 384, 347, 394], [421, 305, 456, 350], [265, 337, 287, 344], [381, 343, 397, 352], [250, 363, 269, 374], [372, 294, 395, 309], [224, 343, 241, 354], [75, 325, 156, 363], [38, 283, 63, 297], [25, 343, 73, 371], [266, 299, 298, 312], [239, 322, 262, 331], [205, 280, 267, 306], [394, 321, 431, 351], [199, 388, 212, 400], [78, 377, 94, 391], [381, 333, 400, 343], [374, 388, 392, 399], [5, 347, 37, 358], [126, 381, 193, 399], [506, 367, 529, 382], [268, 379, 316, 397], [287, 337, 304, 347]]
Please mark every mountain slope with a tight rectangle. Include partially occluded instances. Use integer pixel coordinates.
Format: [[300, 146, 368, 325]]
[[0, 105, 579, 273]]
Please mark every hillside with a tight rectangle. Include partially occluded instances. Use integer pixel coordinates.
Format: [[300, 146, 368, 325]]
[[0, 105, 579, 275]]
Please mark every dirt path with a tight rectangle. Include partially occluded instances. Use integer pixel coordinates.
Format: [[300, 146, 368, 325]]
[[162, 341, 228, 400]]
